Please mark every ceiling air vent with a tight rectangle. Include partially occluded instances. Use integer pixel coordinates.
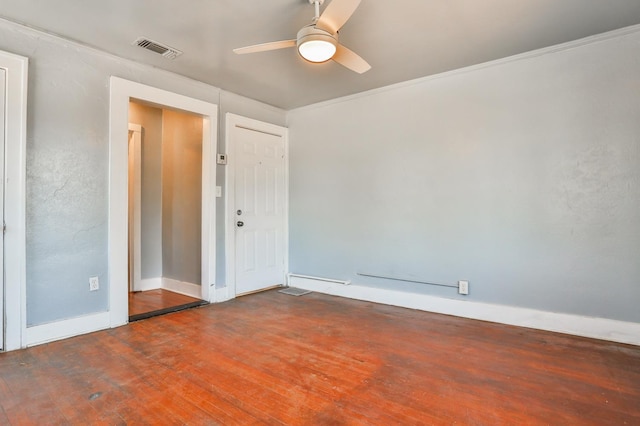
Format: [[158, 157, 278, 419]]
[[133, 37, 182, 60]]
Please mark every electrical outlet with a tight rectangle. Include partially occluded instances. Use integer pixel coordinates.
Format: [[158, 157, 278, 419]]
[[458, 280, 469, 295], [89, 276, 100, 291]]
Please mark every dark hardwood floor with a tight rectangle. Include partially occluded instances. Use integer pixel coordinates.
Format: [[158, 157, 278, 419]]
[[1, 289, 639, 424], [128, 289, 205, 321]]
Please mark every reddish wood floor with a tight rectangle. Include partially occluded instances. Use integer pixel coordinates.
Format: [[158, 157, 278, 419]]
[[1, 289, 639, 424], [128, 289, 203, 320]]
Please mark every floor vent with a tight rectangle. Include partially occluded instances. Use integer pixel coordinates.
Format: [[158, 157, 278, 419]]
[[133, 37, 182, 59]]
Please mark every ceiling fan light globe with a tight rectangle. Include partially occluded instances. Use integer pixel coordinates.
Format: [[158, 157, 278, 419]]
[[298, 39, 337, 62], [296, 26, 338, 63]]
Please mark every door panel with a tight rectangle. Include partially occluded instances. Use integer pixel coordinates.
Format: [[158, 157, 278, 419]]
[[234, 126, 286, 295]]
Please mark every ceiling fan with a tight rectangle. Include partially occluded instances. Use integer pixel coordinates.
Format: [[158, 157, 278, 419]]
[[233, 0, 371, 74]]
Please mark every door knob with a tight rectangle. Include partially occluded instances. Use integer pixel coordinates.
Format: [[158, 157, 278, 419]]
[[237, 221, 244, 227]]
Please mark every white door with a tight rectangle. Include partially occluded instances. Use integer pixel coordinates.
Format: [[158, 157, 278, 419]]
[[233, 125, 287, 295], [0, 68, 6, 350]]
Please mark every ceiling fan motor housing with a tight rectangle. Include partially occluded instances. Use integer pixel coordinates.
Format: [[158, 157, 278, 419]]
[[297, 25, 338, 62]]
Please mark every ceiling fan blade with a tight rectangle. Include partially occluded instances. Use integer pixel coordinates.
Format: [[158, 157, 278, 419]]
[[233, 40, 296, 55], [316, 0, 362, 34], [332, 44, 371, 74]]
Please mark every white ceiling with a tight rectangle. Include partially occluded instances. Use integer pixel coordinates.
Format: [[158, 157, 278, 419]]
[[2, 0, 640, 109]]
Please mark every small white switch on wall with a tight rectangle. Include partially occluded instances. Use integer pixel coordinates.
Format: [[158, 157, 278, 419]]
[[216, 186, 222, 197]]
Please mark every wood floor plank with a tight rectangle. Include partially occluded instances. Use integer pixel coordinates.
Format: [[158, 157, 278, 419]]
[[1, 289, 639, 424]]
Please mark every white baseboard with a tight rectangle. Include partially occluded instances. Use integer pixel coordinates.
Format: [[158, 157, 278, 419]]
[[137, 277, 202, 299], [288, 276, 640, 346], [137, 277, 162, 291], [22, 278, 201, 349], [26, 312, 111, 347], [287, 273, 350, 285], [162, 277, 202, 299]]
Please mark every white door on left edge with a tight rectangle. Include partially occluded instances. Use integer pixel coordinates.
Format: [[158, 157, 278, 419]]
[[233, 125, 286, 295]]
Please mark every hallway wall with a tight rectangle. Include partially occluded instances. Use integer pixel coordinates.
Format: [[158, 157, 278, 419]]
[[161, 109, 203, 285]]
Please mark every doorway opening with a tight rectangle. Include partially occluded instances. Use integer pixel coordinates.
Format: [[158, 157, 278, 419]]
[[127, 101, 208, 320], [109, 77, 218, 329]]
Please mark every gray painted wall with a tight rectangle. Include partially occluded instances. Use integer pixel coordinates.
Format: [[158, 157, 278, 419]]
[[161, 109, 202, 285], [0, 19, 286, 326], [287, 31, 640, 323]]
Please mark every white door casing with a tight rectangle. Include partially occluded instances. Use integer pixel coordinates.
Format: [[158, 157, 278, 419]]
[[127, 124, 142, 292], [109, 77, 218, 327], [225, 114, 288, 296], [0, 50, 28, 351], [0, 68, 5, 350]]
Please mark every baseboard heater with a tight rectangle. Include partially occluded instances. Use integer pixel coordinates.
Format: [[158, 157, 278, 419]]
[[287, 273, 351, 286], [357, 272, 458, 289]]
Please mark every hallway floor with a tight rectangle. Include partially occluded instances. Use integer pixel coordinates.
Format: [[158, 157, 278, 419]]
[[128, 288, 205, 321]]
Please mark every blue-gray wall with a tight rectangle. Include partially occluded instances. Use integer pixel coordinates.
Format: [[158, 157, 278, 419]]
[[0, 19, 285, 326], [161, 109, 203, 285], [287, 30, 640, 323], [2, 14, 638, 328]]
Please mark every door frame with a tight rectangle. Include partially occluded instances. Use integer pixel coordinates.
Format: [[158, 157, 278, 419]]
[[109, 77, 218, 328], [127, 123, 142, 292], [224, 113, 289, 298], [0, 50, 28, 351]]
